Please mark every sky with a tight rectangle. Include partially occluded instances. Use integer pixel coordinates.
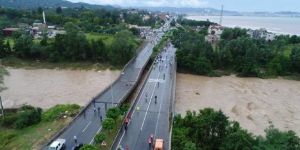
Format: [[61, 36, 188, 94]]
[[68, 0, 300, 12]]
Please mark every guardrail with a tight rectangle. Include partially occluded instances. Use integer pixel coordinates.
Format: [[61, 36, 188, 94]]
[[42, 41, 149, 149], [110, 41, 167, 150]]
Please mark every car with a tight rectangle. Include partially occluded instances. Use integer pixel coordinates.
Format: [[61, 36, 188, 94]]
[[154, 139, 164, 150], [72, 143, 83, 150], [48, 139, 66, 150]]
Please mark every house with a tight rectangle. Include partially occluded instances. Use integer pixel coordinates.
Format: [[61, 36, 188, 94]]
[[206, 25, 224, 43], [2, 28, 19, 36], [247, 28, 276, 41], [208, 25, 223, 36]]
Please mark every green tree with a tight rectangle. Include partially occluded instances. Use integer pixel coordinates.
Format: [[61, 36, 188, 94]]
[[56, 7, 63, 14], [102, 118, 114, 131], [183, 141, 197, 150], [14, 35, 33, 58], [14, 105, 42, 129], [94, 133, 106, 144], [290, 48, 300, 72], [110, 30, 136, 65], [106, 107, 121, 121]]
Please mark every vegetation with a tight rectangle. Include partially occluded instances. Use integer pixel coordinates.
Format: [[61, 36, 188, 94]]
[[94, 105, 129, 150], [0, 104, 81, 149], [171, 25, 300, 78], [42, 104, 81, 121], [0, 7, 167, 68], [172, 108, 300, 150]]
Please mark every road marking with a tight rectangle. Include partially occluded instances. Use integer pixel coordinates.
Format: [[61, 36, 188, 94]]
[[154, 68, 167, 138], [82, 121, 91, 133], [89, 126, 102, 144], [140, 62, 162, 131]]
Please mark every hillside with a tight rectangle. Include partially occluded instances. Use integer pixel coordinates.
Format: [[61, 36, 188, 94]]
[[0, 0, 113, 9]]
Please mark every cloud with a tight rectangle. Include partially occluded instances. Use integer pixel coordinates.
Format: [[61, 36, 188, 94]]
[[68, 0, 208, 8]]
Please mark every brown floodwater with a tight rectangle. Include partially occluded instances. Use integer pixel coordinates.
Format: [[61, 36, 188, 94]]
[[176, 73, 300, 136], [1, 68, 120, 109]]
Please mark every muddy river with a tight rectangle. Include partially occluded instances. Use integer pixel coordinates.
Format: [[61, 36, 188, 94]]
[[176, 73, 300, 136], [1, 68, 120, 109]]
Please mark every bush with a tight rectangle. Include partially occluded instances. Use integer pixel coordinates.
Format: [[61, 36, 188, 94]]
[[0, 113, 18, 128], [14, 105, 42, 129], [79, 144, 97, 150], [42, 104, 81, 122], [102, 118, 114, 131], [106, 107, 121, 121], [94, 133, 106, 144]]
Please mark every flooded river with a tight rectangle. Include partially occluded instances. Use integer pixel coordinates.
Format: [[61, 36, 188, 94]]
[[176, 73, 300, 136], [1, 68, 120, 109]]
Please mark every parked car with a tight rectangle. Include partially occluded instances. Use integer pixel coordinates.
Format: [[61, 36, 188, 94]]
[[48, 139, 66, 150]]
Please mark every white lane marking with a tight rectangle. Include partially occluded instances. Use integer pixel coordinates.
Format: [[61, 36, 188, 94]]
[[140, 65, 162, 131], [117, 131, 126, 149], [89, 126, 102, 144], [154, 81, 165, 137], [82, 121, 92, 133]]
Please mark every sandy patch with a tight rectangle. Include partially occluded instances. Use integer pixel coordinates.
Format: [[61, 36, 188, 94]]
[[1, 68, 120, 109], [175, 73, 300, 136]]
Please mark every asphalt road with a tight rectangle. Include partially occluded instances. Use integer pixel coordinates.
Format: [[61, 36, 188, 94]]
[[113, 44, 176, 150], [44, 34, 165, 150]]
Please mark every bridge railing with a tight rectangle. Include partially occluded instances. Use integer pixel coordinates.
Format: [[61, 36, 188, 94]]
[[42, 41, 149, 149]]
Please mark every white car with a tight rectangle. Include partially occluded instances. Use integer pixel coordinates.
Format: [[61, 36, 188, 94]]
[[48, 139, 66, 150]]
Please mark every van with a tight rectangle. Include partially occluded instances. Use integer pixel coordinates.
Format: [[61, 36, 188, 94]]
[[154, 139, 164, 150], [48, 139, 66, 150]]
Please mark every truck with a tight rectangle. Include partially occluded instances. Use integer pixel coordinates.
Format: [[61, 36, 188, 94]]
[[154, 139, 164, 150]]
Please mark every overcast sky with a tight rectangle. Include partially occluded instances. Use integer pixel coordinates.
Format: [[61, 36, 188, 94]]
[[67, 0, 300, 12]]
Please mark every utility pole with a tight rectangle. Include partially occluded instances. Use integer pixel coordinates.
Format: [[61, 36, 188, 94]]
[[219, 5, 224, 26], [0, 96, 4, 118]]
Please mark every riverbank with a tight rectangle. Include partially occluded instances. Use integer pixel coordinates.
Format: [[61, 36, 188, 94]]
[[175, 73, 300, 136], [1, 68, 120, 109]]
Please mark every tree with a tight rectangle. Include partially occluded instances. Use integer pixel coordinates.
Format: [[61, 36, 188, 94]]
[[110, 30, 136, 65], [183, 141, 196, 150], [56, 7, 63, 14], [102, 118, 114, 131], [106, 107, 121, 121], [290, 48, 300, 72], [94, 133, 106, 144], [14, 35, 33, 58], [14, 105, 42, 129], [256, 125, 300, 150]]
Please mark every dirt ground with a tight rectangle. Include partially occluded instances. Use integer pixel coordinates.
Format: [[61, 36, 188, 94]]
[[175, 73, 300, 136], [1, 68, 120, 109]]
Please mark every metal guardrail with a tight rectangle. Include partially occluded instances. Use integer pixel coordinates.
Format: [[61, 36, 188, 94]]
[[42, 41, 149, 149], [110, 41, 168, 150]]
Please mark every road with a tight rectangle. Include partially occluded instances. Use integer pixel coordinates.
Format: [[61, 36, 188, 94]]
[[113, 44, 176, 150], [44, 34, 164, 150]]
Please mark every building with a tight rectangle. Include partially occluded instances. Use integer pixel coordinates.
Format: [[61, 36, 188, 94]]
[[2, 28, 19, 36], [206, 25, 223, 43], [247, 28, 276, 41]]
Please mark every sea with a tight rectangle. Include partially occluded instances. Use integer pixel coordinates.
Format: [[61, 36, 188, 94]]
[[186, 15, 300, 35]]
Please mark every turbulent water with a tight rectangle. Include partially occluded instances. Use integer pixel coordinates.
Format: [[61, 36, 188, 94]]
[[1, 68, 120, 109], [187, 15, 300, 35], [176, 73, 300, 136]]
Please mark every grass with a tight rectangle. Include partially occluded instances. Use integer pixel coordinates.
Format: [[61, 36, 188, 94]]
[[0, 104, 81, 149], [1, 56, 121, 70], [0, 117, 72, 150]]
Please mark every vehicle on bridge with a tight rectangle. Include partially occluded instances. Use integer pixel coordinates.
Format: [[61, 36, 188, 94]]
[[48, 139, 66, 150], [154, 139, 164, 150]]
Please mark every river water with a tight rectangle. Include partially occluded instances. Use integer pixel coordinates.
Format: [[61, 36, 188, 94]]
[[176, 73, 300, 136], [1, 68, 120, 109], [186, 15, 300, 35]]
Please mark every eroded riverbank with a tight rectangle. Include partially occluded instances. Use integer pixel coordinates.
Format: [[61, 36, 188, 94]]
[[1, 68, 120, 109], [176, 73, 300, 136]]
